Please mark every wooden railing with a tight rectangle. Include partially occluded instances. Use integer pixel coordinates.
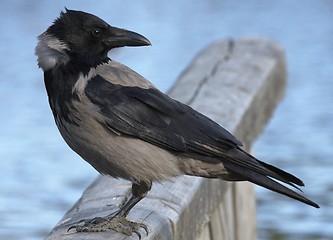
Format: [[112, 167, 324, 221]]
[[46, 38, 286, 240]]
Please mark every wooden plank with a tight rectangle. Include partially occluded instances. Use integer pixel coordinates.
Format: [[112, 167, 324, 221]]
[[210, 184, 234, 240], [233, 182, 257, 240], [219, 183, 236, 240], [45, 37, 286, 240], [197, 223, 211, 240]]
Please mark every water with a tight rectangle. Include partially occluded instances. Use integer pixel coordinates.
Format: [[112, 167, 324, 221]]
[[0, 1, 332, 239]]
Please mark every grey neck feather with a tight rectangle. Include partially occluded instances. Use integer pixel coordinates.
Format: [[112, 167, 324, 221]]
[[35, 32, 70, 71]]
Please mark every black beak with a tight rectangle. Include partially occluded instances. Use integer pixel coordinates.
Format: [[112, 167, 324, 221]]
[[104, 26, 151, 48]]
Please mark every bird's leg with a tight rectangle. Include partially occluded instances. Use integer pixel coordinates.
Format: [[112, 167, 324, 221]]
[[68, 181, 152, 238]]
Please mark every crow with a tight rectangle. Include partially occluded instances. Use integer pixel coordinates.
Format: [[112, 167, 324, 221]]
[[35, 8, 319, 238]]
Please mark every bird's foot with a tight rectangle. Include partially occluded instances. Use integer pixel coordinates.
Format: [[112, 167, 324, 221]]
[[68, 215, 148, 239]]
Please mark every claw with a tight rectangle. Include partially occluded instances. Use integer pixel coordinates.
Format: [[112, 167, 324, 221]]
[[133, 230, 142, 240], [67, 225, 77, 232], [140, 223, 149, 236], [68, 222, 84, 232], [78, 218, 87, 224], [89, 217, 104, 224], [67, 217, 90, 232]]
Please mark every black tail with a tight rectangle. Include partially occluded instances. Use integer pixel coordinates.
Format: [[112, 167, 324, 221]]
[[223, 148, 319, 208]]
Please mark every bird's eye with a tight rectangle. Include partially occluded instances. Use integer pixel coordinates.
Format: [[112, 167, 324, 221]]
[[92, 28, 102, 37]]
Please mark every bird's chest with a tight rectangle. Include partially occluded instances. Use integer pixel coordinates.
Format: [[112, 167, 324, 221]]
[[44, 72, 102, 158]]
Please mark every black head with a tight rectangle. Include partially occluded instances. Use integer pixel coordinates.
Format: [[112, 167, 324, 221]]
[[46, 9, 151, 66]]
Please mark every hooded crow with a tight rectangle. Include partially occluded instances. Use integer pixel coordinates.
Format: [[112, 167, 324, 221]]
[[35, 9, 319, 238]]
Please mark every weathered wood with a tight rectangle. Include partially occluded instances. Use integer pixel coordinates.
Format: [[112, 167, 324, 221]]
[[46, 37, 286, 240]]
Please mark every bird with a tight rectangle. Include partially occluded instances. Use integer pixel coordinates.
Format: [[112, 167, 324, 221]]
[[35, 9, 319, 238]]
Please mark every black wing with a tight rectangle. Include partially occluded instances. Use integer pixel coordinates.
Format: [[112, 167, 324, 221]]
[[86, 75, 242, 156]]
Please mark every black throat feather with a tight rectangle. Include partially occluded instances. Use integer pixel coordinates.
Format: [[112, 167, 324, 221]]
[[44, 60, 92, 126]]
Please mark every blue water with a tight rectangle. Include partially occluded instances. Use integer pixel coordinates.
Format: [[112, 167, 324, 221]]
[[0, 1, 332, 239]]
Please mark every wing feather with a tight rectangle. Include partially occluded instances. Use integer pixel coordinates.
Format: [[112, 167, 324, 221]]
[[86, 74, 242, 154]]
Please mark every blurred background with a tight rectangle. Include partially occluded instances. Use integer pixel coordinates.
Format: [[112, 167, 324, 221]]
[[0, 0, 332, 239]]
